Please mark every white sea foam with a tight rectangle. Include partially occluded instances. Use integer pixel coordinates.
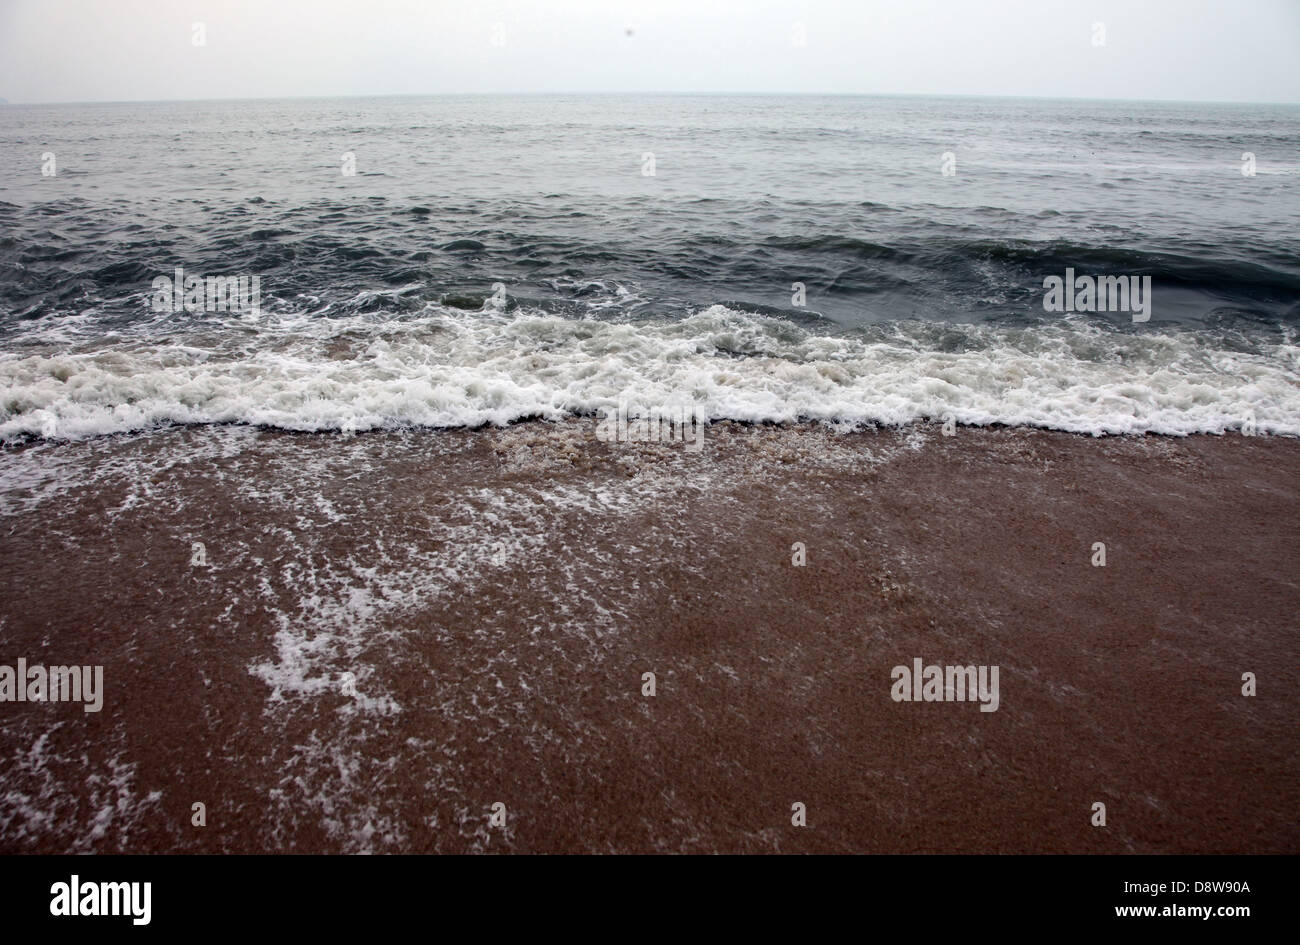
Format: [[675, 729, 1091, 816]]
[[1, 305, 1296, 439]]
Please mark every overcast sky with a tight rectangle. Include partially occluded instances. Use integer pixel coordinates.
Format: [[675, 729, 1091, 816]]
[[0, 0, 1297, 104]]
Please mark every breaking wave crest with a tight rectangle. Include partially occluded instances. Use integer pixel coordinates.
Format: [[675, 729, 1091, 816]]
[[2, 304, 1297, 440]]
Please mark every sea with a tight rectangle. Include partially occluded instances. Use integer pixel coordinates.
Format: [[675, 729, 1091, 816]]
[[1, 93, 1298, 440]]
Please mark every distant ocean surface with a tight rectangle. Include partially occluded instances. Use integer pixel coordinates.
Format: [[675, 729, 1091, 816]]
[[1, 94, 1298, 439]]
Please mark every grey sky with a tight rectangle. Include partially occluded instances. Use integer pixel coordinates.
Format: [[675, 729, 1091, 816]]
[[1, 0, 1297, 104]]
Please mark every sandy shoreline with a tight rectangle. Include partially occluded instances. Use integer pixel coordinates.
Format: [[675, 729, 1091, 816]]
[[0, 420, 1296, 853]]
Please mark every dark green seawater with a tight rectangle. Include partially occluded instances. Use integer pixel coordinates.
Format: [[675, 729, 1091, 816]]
[[1, 94, 1298, 436]]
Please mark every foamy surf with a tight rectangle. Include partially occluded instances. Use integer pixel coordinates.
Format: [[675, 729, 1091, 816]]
[[2, 305, 1297, 440]]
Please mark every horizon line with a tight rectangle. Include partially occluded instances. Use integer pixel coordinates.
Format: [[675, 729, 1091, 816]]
[[3, 90, 1299, 108]]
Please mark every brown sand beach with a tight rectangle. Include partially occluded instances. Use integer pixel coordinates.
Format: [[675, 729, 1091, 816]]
[[0, 420, 1296, 853]]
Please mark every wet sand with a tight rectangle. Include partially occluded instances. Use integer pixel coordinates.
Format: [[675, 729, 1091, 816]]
[[0, 420, 1296, 853]]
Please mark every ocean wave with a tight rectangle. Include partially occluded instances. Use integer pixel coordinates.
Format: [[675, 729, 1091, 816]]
[[2, 305, 1297, 441]]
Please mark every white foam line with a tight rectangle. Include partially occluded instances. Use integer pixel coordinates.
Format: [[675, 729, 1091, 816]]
[[0, 306, 1295, 440]]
